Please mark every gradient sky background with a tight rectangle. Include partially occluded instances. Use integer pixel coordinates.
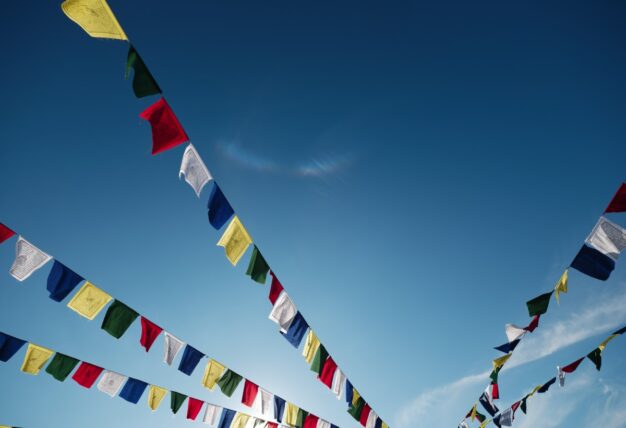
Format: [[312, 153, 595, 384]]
[[2, 1, 626, 427]]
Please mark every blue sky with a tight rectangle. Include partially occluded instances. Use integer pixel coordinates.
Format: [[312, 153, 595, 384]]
[[1, 1, 626, 427]]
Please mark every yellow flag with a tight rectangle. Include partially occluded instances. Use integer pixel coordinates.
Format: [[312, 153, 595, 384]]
[[21, 343, 54, 375], [382, 423, 389, 428], [599, 334, 618, 352], [352, 388, 361, 406], [217, 216, 252, 266], [492, 353, 512, 370], [61, 0, 128, 40], [554, 269, 568, 304], [147, 385, 167, 411], [529, 385, 542, 396], [231, 413, 250, 428], [284, 402, 299, 426], [67, 281, 112, 320], [480, 419, 492, 428], [470, 404, 477, 421], [302, 330, 321, 364], [202, 359, 226, 390]]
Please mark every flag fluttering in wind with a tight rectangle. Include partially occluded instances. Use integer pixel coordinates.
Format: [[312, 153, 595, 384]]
[[126, 46, 161, 98], [140, 98, 189, 155], [61, 0, 128, 40], [180, 144, 212, 197]]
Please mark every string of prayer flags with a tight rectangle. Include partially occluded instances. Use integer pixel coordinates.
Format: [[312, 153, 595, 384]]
[[139, 98, 189, 155], [494, 338, 520, 354], [67, 282, 112, 320], [187, 397, 204, 420], [207, 183, 234, 229], [274, 396, 286, 422], [493, 408, 512, 427], [163, 332, 184, 365], [218, 408, 236, 428], [202, 359, 226, 390], [217, 369, 243, 397], [180, 144, 212, 197], [526, 291, 553, 317], [0, 223, 15, 244], [217, 216, 252, 266], [47, 260, 84, 302], [304, 414, 320, 428], [319, 356, 338, 388], [0, 333, 26, 362], [554, 269, 568, 303], [121, 378, 148, 404], [298, 409, 310, 427], [45, 353, 79, 381], [177, 344, 205, 375], [348, 396, 365, 420], [148, 385, 168, 411], [268, 272, 284, 304], [570, 245, 615, 281], [10, 237, 51, 281], [525, 315, 540, 332], [126, 46, 161, 98], [171, 391, 187, 414], [61, 0, 128, 40], [101, 300, 139, 338], [605, 182, 626, 213], [139, 317, 162, 352], [269, 291, 297, 333], [242, 379, 259, 407], [561, 357, 584, 374], [246, 246, 270, 284], [20, 343, 53, 375], [72, 361, 104, 388], [97, 371, 127, 397], [281, 312, 309, 348]]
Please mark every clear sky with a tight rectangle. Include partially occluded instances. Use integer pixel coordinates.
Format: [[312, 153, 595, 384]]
[[1, 1, 626, 427]]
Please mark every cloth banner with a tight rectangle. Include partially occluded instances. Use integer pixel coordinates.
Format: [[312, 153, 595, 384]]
[[171, 391, 188, 414], [0, 333, 26, 362], [163, 332, 184, 365], [72, 362, 104, 388], [281, 312, 309, 348], [217, 369, 243, 397], [303, 330, 320, 364], [554, 269, 568, 303], [140, 317, 163, 352], [203, 403, 221, 425], [45, 352, 79, 381], [242, 379, 259, 407], [148, 385, 167, 411], [187, 397, 204, 420], [526, 292, 553, 317], [268, 272, 284, 304], [0, 223, 16, 243], [570, 245, 615, 281], [274, 395, 286, 422], [319, 356, 338, 388], [207, 183, 234, 230], [178, 344, 205, 375], [202, 358, 226, 390], [46, 260, 84, 302], [585, 217, 626, 260], [269, 291, 297, 333], [246, 246, 270, 284]]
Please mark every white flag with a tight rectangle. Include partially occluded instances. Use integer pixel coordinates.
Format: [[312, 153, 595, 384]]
[[163, 332, 185, 365], [331, 368, 346, 400], [458, 422, 470, 428], [180, 144, 212, 197], [203, 404, 221, 425], [259, 388, 274, 418], [504, 324, 526, 343], [499, 408, 513, 426], [10, 236, 52, 281], [317, 420, 331, 428], [97, 371, 127, 397], [558, 366, 565, 387], [269, 292, 297, 333], [365, 410, 378, 428], [585, 216, 626, 260]]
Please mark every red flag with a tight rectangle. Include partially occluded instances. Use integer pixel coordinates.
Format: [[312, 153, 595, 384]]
[[266, 424, 278, 428], [0, 223, 16, 244], [140, 316, 163, 352], [187, 397, 204, 420], [491, 382, 499, 400], [605, 183, 626, 213], [562, 357, 585, 373], [241, 379, 259, 407], [359, 403, 371, 426], [303, 414, 320, 428], [318, 356, 338, 388], [269, 272, 284, 304], [511, 400, 521, 417], [139, 97, 189, 155], [525, 315, 540, 332], [72, 362, 104, 388]]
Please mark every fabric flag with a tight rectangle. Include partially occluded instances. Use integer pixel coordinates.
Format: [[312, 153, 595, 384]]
[[203, 403, 221, 425], [491, 382, 500, 400], [332, 368, 346, 400], [242, 379, 259, 407], [614, 325, 626, 335], [348, 396, 365, 420], [570, 245, 615, 281], [179, 144, 212, 197], [281, 312, 309, 348], [207, 183, 234, 230], [246, 246, 270, 284], [217, 369, 243, 397], [459, 422, 469, 428], [303, 330, 321, 364], [259, 388, 274, 418], [66, 281, 112, 320], [119, 377, 148, 404], [605, 183, 626, 213], [494, 338, 520, 354], [47, 260, 84, 302], [140, 97, 189, 155], [554, 269, 568, 304], [202, 358, 226, 390], [187, 397, 204, 420], [525, 315, 540, 332], [97, 370, 127, 397], [505, 323, 526, 342], [537, 377, 556, 393], [479, 392, 498, 417], [526, 291, 553, 317], [493, 353, 512, 370], [268, 272, 284, 304], [10, 237, 52, 281], [126, 45, 161, 98], [171, 391, 188, 414], [217, 216, 252, 266], [360, 403, 372, 427], [163, 332, 184, 365], [520, 397, 528, 414], [297, 409, 309, 428], [147, 385, 167, 411], [20, 343, 53, 375], [586, 217, 626, 261], [72, 362, 104, 388], [304, 415, 320, 428], [489, 367, 501, 384], [599, 334, 618, 352], [60, 0, 127, 40], [319, 356, 338, 388], [311, 345, 329, 376], [45, 352, 79, 381], [284, 403, 299, 427], [499, 408, 513, 427], [365, 411, 378, 428], [561, 357, 585, 373], [0, 223, 16, 244], [218, 409, 236, 428], [0, 333, 26, 362], [269, 291, 297, 333], [231, 413, 250, 428], [346, 379, 354, 404], [557, 366, 565, 387], [178, 344, 205, 376], [140, 317, 162, 352], [101, 300, 139, 338], [317, 420, 331, 428]]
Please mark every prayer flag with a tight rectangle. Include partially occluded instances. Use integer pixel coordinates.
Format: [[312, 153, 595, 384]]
[[489, 367, 501, 384], [365, 411, 378, 428], [360, 403, 372, 427], [97, 371, 127, 397], [348, 397, 365, 420], [147, 385, 167, 411], [586, 217, 626, 260], [231, 413, 251, 428], [66, 281, 112, 320], [284, 403, 299, 426], [203, 404, 221, 425], [218, 409, 236, 428], [505, 324, 526, 343], [20, 343, 53, 375], [0, 333, 26, 362], [525, 315, 540, 332], [118, 378, 148, 404], [72, 362, 104, 388], [126, 45, 161, 98], [274, 395, 286, 422], [60, 0, 127, 40], [319, 356, 338, 388], [47, 260, 84, 302], [140, 317, 162, 352], [207, 183, 234, 230], [558, 366, 565, 387], [269, 291, 297, 333], [217, 369, 243, 397], [178, 344, 205, 375], [526, 291, 553, 317], [479, 420, 491, 428], [499, 408, 513, 427], [281, 312, 309, 348], [303, 330, 320, 364], [599, 334, 618, 352], [180, 144, 212, 197], [570, 245, 615, 281], [202, 359, 226, 390], [10, 237, 52, 281], [537, 377, 556, 393], [260, 388, 274, 418], [311, 345, 329, 376], [140, 97, 189, 155], [242, 379, 259, 407], [346, 379, 354, 404], [187, 397, 204, 420], [171, 391, 187, 414], [520, 397, 528, 414], [479, 392, 498, 417], [246, 246, 270, 284], [491, 383, 499, 400], [318, 420, 331, 428], [304, 415, 320, 428], [554, 269, 568, 303], [561, 357, 584, 373], [268, 272, 284, 304], [605, 183, 626, 213], [493, 353, 512, 370], [332, 368, 346, 400], [297, 409, 309, 428], [494, 339, 520, 354], [163, 332, 184, 365], [45, 352, 79, 381], [101, 300, 139, 339], [614, 326, 626, 335], [217, 216, 252, 266], [0, 223, 16, 243]]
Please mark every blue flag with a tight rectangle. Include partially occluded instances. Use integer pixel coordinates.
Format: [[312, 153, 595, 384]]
[[494, 338, 520, 354], [207, 183, 234, 229], [178, 344, 205, 375], [47, 260, 84, 302], [118, 377, 148, 404], [274, 395, 286, 422], [0, 332, 26, 362], [346, 379, 354, 404], [281, 312, 309, 348], [218, 408, 236, 428], [570, 245, 615, 281]]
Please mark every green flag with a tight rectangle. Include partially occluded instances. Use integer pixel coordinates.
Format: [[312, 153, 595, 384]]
[[126, 45, 162, 98], [245, 246, 270, 284], [587, 348, 602, 371], [310, 345, 328, 375], [217, 369, 243, 397], [489, 366, 502, 383], [45, 353, 79, 381], [526, 291, 553, 316], [520, 397, 528, 414], [348, 396, 365, 420], [296, 408, 309, 428], [170, 391, 187, 414], [101, 300, 139, 339]]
